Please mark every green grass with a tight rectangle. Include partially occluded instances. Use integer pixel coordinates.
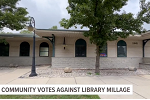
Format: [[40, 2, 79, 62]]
[[0, 95, 100, 99], [95, 73, 100, 75], [87, 72, 92, 75]]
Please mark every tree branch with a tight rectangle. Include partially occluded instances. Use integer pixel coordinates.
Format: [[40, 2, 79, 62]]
[[94, 0, 98, 17]]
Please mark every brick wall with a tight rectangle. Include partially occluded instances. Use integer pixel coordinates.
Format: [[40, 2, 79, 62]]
[[52, 57, 142, 69], [0, 37, 52, 67], [0, 36, 145, 68], [0, 57, 51, 66]]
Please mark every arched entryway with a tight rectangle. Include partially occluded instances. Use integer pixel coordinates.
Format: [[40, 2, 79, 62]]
[[0, 42, 9, 56], [117, 40, 127, 57], [20, 42, 30, 56], [75, 39, 86, 57]]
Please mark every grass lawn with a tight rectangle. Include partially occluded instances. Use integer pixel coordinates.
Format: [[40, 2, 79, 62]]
[[0, 95, 100, 99]]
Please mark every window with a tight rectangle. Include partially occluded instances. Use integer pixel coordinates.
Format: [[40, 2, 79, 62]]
[[117, 40, 127, 57], [100, 43, 107, 57], [75, 39, 86, 57], [0, 43, 9, 56], [40, 42, 49, 57], [20, 42, 30, 56]]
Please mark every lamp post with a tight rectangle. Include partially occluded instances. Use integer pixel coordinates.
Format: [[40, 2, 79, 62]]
[[28, 17, 37, 77]]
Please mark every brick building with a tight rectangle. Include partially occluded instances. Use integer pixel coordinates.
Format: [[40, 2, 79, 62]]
[[0, 29, 150, 69]]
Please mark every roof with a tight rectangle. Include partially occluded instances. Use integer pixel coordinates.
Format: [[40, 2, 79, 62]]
[[0, 29, 150, 40], [0, 34, 39, 38], [36, 29, 88, 32], [35, 29, 88, 37]]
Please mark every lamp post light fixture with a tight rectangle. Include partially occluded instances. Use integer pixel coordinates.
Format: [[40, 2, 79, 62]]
[[28, 17, 37, 77], [62, 37, 67, 49]]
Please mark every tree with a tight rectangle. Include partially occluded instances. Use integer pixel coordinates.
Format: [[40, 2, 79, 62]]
[[0, 0, 29, 30], [20, 29, 32, 34], [0, 31, 12, 44], [60, 0, 150, 73], [50, 26, 58, 29], [0, 31, 7, 34], [0, 31, 13, 34], [0, 39, 8, 44]]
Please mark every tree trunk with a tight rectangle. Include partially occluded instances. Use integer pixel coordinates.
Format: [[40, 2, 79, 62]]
[[95, 45, 100, 73]]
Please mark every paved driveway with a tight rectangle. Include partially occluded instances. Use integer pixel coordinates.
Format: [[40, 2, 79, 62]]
[[0, 66, 150, 99]]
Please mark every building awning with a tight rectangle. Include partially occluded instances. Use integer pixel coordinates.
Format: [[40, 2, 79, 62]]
[[0, 34, 40, 38], [36, 29, 150, 40], [1, 29, 150, 40], [35, 29, 88, 37]]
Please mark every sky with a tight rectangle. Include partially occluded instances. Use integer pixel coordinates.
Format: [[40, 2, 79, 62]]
[[3, 0, 150, 33]]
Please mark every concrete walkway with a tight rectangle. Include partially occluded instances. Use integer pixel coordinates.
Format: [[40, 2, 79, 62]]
[[0, 66, 150, 99]]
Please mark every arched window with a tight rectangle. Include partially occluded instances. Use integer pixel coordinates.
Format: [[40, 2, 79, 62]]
[[75, 39, 86, 57], [100, 43, 107, 57], [0, 43, 9, 56], [117, 40, 127, 57], [20, 42, 30, 56], [40, 42, 49, 57]]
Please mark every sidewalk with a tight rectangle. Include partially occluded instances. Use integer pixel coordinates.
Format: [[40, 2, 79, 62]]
[[0, 66, 150, 99]]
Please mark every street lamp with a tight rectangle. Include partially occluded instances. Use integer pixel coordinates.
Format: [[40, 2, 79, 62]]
[[28, 17, 37, 77]]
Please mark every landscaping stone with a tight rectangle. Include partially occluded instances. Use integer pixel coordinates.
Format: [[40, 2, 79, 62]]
[[64, 67, 72, 73], [9, 64, 18, 68], [128, 67, 137, 71], [9, 64, 14, 67], [19, 68, 150, 78]]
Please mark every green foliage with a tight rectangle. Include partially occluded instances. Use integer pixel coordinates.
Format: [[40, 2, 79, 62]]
[[87, 72, 92, 75], [0, 31, 13, 34], [0, 31, 11, 44], [0, 38, 8, 44], [95, 73, 100, 75], [0, 31, 6, 34], [0, 95, 100, 99], [50, 26, 58, 29], [20, 29, 33, 34], [60, 0, 150, 46], [0, 0, 29, 30], [60, 0, 150, 72]]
